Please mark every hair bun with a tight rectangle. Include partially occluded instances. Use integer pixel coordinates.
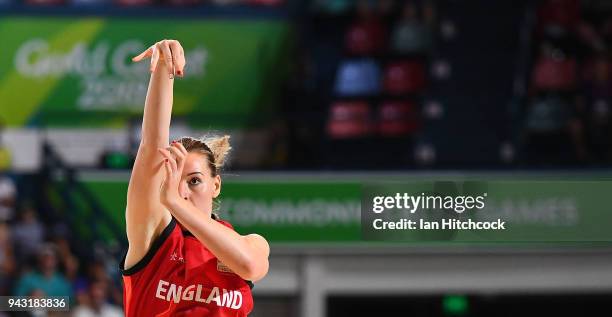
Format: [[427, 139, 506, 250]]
[[204, 135, 231, 169]]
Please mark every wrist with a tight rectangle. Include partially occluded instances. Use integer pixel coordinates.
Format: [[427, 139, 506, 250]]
[[162, 195, 181, 210], [151, 60, 175, 79]]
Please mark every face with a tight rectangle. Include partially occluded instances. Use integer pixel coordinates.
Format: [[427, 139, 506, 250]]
[[90, 281, 108, 305], [39, 252, 57, 272], [178, 152, 221, 216]]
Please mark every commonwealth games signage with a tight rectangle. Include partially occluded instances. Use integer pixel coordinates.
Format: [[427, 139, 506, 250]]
[[0, 17, 290, 128], [75, 173, 612, 246]]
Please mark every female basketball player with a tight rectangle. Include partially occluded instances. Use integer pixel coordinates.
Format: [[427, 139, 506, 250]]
[[120, 39, 269, 316]]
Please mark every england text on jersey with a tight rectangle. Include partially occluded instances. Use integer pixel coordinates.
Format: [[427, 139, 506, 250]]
[[155, 279, 243, 309]]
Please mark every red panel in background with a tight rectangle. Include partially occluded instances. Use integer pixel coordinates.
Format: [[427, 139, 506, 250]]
[[327, 101, 373, 139], [345, 19, 387, 55], [532, 57, 577, 91], [377, 100, 420, 137], [537, 0, 580, 30], [383, 61, 426, 94]]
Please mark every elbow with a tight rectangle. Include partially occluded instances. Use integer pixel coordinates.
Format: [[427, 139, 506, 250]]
[[235, 233, 270, 282], [238, 258, 269, 282]]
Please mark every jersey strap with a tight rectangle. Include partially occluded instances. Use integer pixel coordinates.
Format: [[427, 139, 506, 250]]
[[120, 217, 177, 276]]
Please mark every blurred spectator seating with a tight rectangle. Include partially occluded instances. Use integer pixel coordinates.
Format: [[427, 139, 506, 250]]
[[70, 0, 111, 6], [334, 59, 381, 96], [532, 55, 577, 91], [210, 0, 243, 5], [377, 100, 420, 137], [25, 0, 65, 5], [326, 101, 372, 139], [114, 0, 153, 6], [583, 98, 612, 162], [72, 279, 123, 317], [580, 56, 612, 162], [165, 0, 202, 5], [383, 61, 426, 94], [12, 205, 45, 264], [582, 56, 612, 100], [0, 222, 15, 296], [523, 94, 582, 165], [245, 0, 284, 6], [391, 2, 433, 55], [14, 243, 72, 297], [537, 0, 581, 35], [312, 0, 351, 14], [391, 21, 432, 55], [525, 95, 573, 133], [345, 19, 386, 55], [0, 175, 15, 222]]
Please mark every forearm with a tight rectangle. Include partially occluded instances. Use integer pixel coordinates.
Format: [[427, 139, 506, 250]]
[[126, 60, 175, 243], [125, 39, 187, 270], [167, 200, 259, 279], [140, 60, 174, 149]]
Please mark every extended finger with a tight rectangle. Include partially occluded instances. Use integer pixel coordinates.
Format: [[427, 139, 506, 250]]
[[158, 148, 173, 163], [169, 41, 185, 77], [172, 140, 188, 156], [150, 45, 160, 73], [158, 148, 178, 173], [132, 47, 153, 62], [168, 145, 185, 166], [171, 143, 188, 171], [163, 158, 173, 184], [170, 142, 187, 158], [159, 41, 175, 78]]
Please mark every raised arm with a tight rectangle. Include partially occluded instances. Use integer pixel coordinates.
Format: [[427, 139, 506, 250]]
[[124, 40, 186, 270], [157, 142, 270, 282]]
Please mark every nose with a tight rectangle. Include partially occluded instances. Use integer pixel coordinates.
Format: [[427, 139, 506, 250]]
[[178, 182, 189, 201]]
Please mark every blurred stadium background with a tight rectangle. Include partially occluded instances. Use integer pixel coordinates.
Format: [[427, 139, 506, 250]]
[[1, 0, 612, 316]]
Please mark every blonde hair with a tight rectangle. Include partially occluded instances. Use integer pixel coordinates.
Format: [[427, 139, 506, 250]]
[[178, 134, 232, 218]]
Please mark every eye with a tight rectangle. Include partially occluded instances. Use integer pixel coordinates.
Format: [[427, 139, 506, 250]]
[[188, 177, 202, 186]]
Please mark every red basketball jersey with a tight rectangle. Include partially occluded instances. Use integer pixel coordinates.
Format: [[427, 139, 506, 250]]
[[120, 216, 254, 316]]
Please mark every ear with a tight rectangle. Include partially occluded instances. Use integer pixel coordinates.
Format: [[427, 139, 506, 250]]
[[212, 175, 221, 198]]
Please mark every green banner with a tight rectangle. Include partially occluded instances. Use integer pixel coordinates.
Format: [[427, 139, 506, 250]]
[[72, 174, 612, 246], [0, 17, 290, 128], [81, 178, 362, 243]]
